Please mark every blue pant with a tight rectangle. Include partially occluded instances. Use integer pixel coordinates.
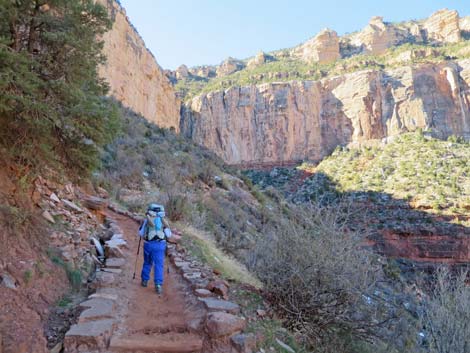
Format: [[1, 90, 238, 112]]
[[141, 240, 166, 285]]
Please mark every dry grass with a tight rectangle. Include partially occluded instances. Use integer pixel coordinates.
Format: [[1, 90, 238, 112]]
[[178, 223, 262, 289], [420, 268, 470, 353]]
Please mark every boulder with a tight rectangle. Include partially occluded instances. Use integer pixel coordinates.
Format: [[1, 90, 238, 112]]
[[205, 312, 246, 338], [231, 333, 257, 353], [82, 196, 107, 211], [207, 279, 229, 299]]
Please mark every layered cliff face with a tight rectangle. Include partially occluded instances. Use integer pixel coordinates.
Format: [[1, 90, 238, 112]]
[[181, 60, 470, 165], [293, 29, 340, 64], [97, 0, 180, 130], [424, 9, 461, 43], [348, 16, 409, 55]]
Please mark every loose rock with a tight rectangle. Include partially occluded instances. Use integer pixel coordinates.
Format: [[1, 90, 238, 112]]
[[0, 273, 17, 290], [62, 199, 83, 213], [206, 312, 246, 338], [42, 210, 55, 224], [231, 333, 257, 353]]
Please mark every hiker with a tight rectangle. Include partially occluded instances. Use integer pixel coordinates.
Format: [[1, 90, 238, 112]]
[[138, 203, 173, 294]]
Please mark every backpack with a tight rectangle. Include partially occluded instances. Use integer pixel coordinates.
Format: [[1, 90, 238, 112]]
[[139, 215, 165, 241]]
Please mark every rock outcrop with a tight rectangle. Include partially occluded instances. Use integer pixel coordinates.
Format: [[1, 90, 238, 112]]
[[349, 16, 408, 55], [341, 9, 464, 57], [247, 51, 267, 69], [176, 64, 190, 80], [189, 65, 217, 78], [97, 0, 180, 131], [423, 9, 461, 43], [295, 29, 340, 64], [181, 61, 470, 165], [217, 57, 245, 77]]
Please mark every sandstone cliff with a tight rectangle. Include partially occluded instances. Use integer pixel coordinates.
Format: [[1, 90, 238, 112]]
[[294, 29, 340, 64], [424, 9, 461, 43], [97, 0, 180, 130], [348, 16, 409, 55], [181, 60, 470, 165]]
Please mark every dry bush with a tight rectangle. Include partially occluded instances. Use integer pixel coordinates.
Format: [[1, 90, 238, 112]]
[[420, 268, 470, 353], [251, 203, 393, 349]]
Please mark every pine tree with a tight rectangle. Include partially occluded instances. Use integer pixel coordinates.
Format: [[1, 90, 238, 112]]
[[0, 0, 120, 177]]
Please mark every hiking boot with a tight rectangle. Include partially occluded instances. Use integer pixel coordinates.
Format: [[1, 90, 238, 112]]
[[141, 280, 148, 287], [155, 284, 162, 294]]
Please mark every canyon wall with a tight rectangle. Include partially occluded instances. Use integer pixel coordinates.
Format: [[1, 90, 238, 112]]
[[181, 60, 470, 165], [97, 0, 180, 130]]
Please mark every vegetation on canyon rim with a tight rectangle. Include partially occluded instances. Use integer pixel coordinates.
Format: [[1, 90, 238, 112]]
[[175, 40, 470, 100]]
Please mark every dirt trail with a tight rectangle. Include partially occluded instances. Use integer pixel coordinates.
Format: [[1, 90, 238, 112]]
[[104, 211, 206, 353]]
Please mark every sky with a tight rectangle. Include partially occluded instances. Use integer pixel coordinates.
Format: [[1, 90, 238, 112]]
[[119, 0, 470, 70]]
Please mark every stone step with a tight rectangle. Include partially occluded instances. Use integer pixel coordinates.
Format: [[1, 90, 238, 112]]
[[199, 298, 240, 314], [64, 319, 115, 352], [109, 333, 203, 353], [78, 298, 116, 323]]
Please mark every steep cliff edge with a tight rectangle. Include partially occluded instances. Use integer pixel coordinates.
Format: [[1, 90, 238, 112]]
[[181, 60, 470, 165], [97, 0, 180, 130], [177, 9, 470, 165]]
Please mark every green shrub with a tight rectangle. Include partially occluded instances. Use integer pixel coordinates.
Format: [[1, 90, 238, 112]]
[[47, 247, 82, 291], [65, 264, 82, 292], [23, 269, 33, 284], [0, 0, 120, 178]]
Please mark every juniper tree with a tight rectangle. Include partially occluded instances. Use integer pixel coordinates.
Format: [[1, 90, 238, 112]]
[[0, 0, 120, 177]]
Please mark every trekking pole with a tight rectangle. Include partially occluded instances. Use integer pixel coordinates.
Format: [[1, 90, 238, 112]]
[[132, 236, 142, 279]]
